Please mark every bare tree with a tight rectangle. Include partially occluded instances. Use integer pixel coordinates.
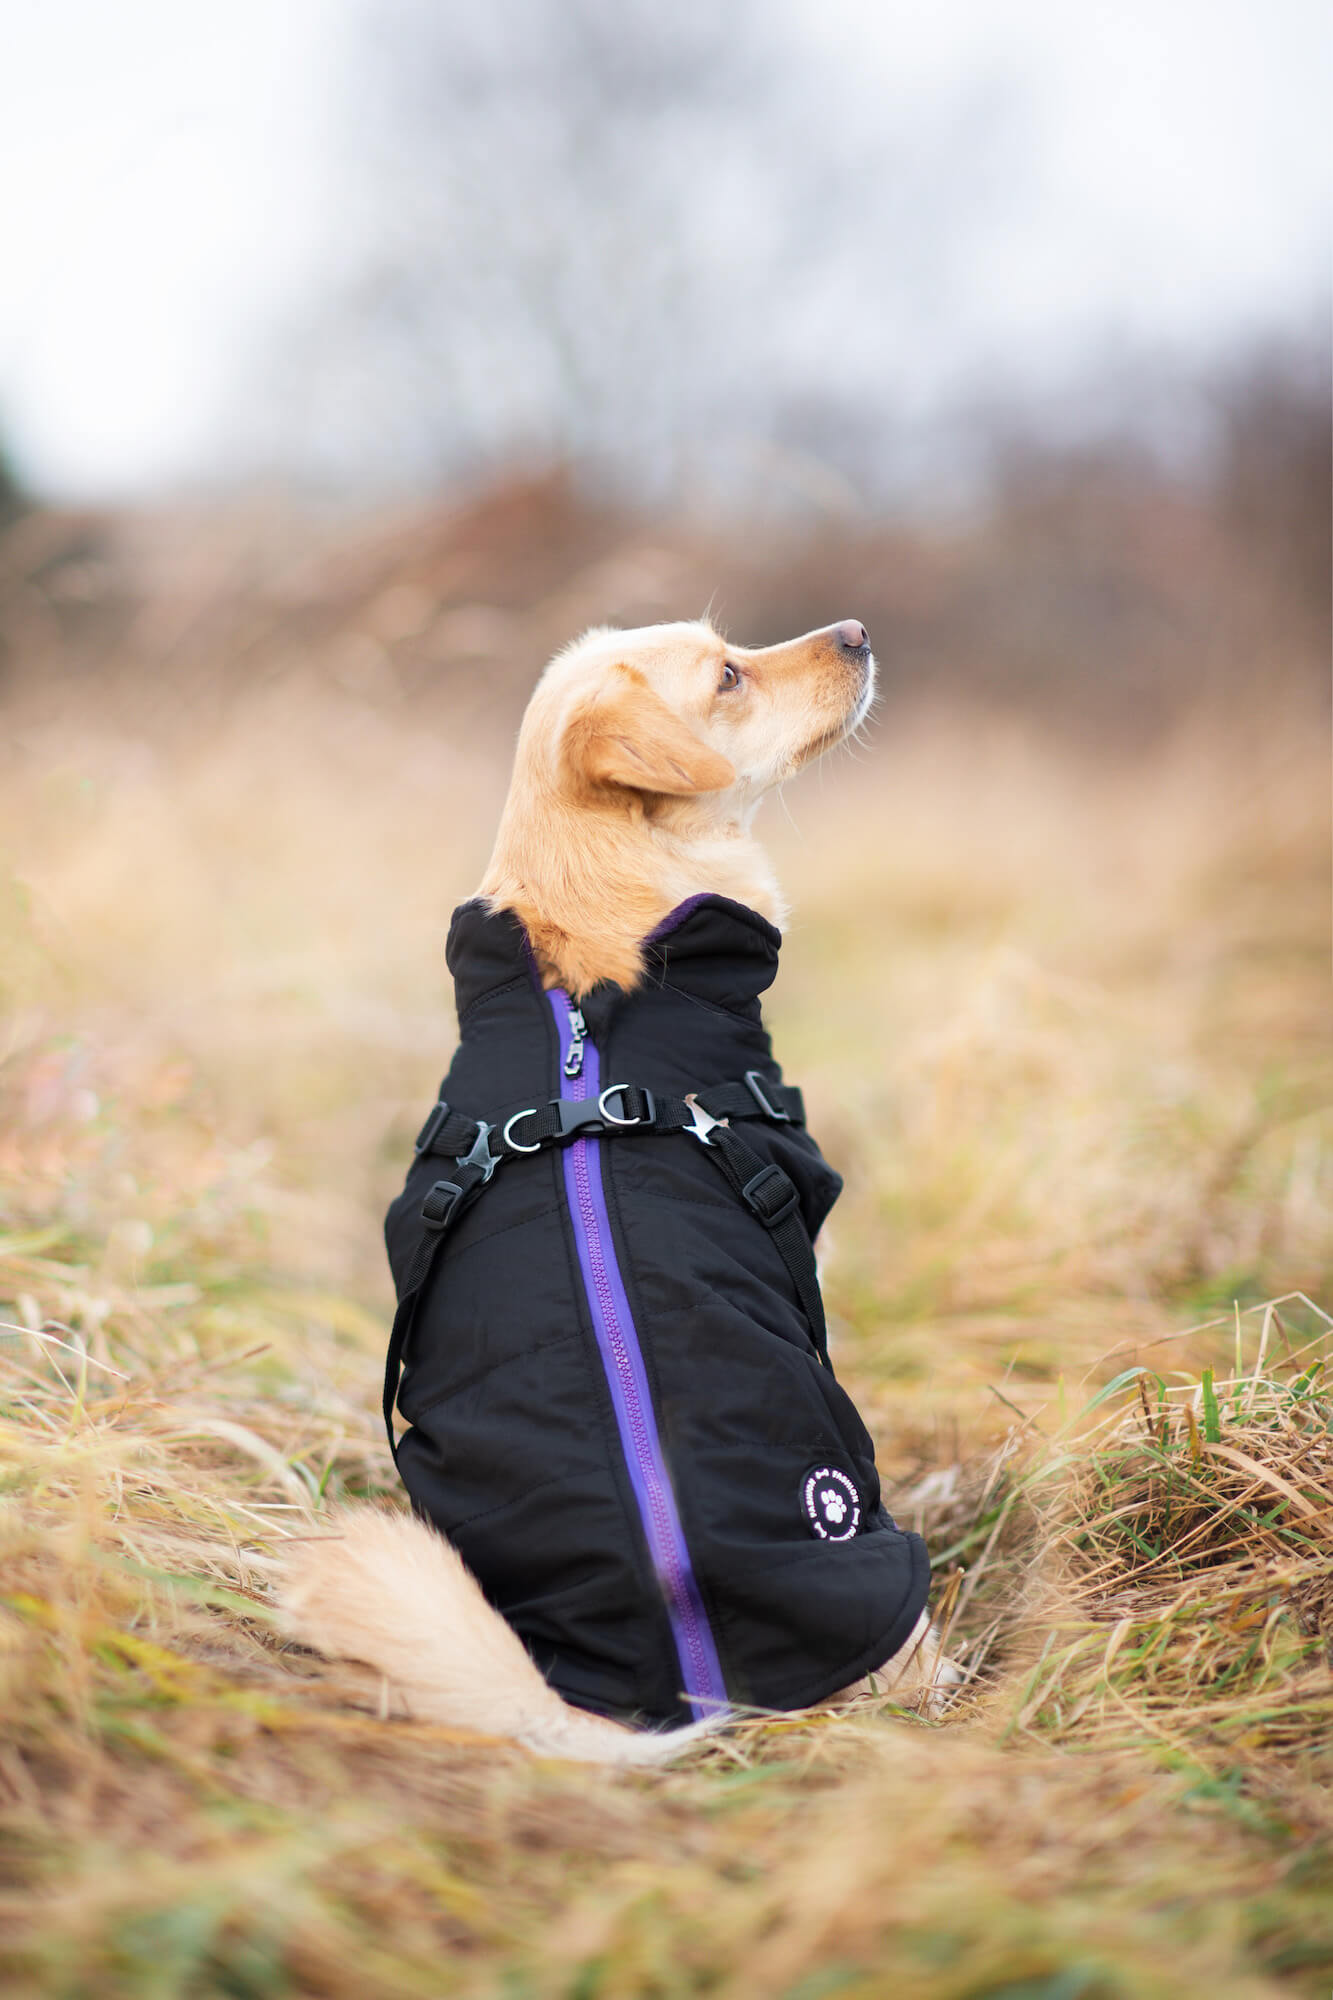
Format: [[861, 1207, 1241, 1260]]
[[275, 0, 783, 492], [255, 0, 1030, 503]]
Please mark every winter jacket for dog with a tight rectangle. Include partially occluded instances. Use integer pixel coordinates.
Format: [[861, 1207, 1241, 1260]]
[[384, 894, 931, 1729]]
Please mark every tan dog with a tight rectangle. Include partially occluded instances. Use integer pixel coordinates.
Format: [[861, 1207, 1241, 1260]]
[[479, 618, 868, 993], [282, 618, 957, 1761]]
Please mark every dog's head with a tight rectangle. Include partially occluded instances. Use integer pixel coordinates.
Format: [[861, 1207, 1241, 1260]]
[[482, 618, 875, 992], [534, 617, 874, 821]]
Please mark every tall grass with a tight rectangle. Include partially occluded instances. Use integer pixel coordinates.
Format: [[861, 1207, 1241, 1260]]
[[1, 667, 1330, 1995]]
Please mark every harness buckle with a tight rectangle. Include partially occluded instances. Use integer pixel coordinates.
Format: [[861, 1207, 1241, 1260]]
[[741, 1163, 800, 1228], [456, 1120, 500, 1184], [414, 1100, 452, 1154], [683, 1092, 729, 1148], [420, 1178, 464, 1230], [556, 1098, 607, 1140], [744, 1071, 791, 1122]]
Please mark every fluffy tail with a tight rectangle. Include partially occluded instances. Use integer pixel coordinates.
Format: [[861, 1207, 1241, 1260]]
[[277, 1506, 715, 1766]]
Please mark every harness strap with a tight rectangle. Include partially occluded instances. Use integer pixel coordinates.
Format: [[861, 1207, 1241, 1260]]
[[690, 1122, 830, 1371], [412, 1072, 804, 1171], [383, 1071, 827, 1458]]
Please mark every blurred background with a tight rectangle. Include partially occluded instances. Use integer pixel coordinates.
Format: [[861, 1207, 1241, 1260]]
[[0, 0, 1329, 1369]]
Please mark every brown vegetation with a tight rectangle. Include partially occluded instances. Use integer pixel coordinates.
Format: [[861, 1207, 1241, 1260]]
[[0, 436, 1329, 1993]]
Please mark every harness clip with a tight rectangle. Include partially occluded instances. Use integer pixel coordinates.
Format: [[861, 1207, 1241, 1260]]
[[683, 1092, 729, 1148], [456, 1120, 501, 1184], [555, 1098, 607, 1140]]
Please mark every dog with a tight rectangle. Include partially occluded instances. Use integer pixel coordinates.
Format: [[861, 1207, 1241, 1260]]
[[281, 619, 957, 1763]]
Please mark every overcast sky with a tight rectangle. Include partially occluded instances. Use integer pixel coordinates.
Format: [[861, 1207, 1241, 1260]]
[[0, 0, 1327, 499]]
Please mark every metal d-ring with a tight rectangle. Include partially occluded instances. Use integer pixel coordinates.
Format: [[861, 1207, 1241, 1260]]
[[598, 1083, 647, 1127], [502, 1107, 541, 1154]]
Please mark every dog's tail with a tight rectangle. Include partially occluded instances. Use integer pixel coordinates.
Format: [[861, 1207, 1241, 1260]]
[[277, 1506, 716, 1767]]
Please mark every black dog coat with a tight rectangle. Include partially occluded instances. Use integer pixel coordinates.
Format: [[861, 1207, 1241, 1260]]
[[384, 894, 930, 1728]]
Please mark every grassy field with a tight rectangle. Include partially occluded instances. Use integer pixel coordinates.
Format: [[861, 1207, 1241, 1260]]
[[1, 654, 1330, 1996]]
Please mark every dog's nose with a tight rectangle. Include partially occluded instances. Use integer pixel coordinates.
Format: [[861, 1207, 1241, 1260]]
[[835, 620, 868, 651]]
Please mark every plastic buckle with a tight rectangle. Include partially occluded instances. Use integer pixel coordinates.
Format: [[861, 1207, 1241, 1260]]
[[420, 1179, 463, 1230], [455, 1119, 500, 1184], [598, 1083, 655, 1128], [744, 1071, 791, 1122], [741, 1164, 800, 1228], [414, 1100, 451, 1154], [556, 1099, 609, 1140]]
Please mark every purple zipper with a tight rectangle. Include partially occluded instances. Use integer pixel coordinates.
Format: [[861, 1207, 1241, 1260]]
[[548, 988, 728, 1722]]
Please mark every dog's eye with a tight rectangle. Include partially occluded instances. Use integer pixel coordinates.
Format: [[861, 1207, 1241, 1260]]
[[718, 663, 741, 691]]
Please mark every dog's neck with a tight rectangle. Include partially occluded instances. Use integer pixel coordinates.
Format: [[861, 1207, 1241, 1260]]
[[478, 777, 785, 996]]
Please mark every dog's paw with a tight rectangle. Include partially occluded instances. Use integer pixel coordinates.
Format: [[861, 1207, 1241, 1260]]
[[853, 1619, 965, 1719]]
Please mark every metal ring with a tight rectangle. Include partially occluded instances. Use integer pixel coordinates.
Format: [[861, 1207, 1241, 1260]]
[[598, 1083, 643, 1127], [744, 1069, 790, 1121], [502, 1108, 541, 1154]]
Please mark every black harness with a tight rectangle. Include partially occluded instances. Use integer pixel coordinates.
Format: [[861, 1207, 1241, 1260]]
[[384, 1068, 828, 1458], [380, 894, 930, 1728]]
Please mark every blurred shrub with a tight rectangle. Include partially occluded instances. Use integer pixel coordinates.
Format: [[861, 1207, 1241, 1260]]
[[1214, 341, 1332, 629], [0, 344, 1326, 747], [0, 429, 26, 532]]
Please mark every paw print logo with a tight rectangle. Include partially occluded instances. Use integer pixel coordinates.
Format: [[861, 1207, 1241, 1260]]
[[801, 1466, 861, 1541]]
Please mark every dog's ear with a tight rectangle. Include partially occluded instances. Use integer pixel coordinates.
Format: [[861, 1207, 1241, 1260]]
[[568, 670, 735, 796]]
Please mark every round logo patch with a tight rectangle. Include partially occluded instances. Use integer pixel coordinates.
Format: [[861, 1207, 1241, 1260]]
[[801, 1466, 861, 1542]]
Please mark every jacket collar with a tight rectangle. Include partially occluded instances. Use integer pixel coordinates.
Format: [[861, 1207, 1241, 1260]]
[[446, 895, 782, 1023]]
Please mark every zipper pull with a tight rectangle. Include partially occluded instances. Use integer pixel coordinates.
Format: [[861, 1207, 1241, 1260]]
[[564, 1005, 587, 1078]]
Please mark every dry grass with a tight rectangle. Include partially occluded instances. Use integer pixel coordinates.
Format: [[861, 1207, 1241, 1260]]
[[1, 607, 1330, 1994]]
